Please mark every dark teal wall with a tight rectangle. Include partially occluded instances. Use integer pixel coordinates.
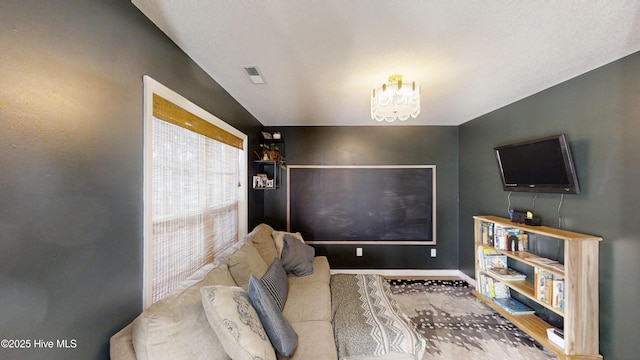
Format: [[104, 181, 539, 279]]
[[261, 126, 459, 270], [459, 51, 640, 360], [0, 1, 263, 359], [2, 1, 637, 359]]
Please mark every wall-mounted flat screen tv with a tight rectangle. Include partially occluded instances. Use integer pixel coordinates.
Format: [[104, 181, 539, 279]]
[[494, 134, 580, 194]]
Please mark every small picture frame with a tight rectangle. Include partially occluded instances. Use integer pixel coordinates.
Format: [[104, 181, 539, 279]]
[[253, 174, 269, 188], [261, 131, 272, 139], [266, 179, 274, 188], [252, 176, 262, 188]]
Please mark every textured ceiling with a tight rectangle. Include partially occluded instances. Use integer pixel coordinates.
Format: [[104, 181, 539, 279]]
[[132, 1, 640, 126]]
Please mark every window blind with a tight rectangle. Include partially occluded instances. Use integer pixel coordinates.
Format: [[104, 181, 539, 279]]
[[151, 117, 241, 303], [153, 93, 243, 150]]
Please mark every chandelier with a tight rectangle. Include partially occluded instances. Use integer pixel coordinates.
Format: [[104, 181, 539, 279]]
[[370, 75, 420, 122]]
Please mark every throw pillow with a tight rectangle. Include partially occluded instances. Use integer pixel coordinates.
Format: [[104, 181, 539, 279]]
[[246, 224, 278, 264], [271, 231, 304, 257], [225, 240, 269, 290], [281, 233, 315, 276], [261, 258, 288, 311], [248, 275, 298, 356], [200, 285, 276, 360], [131, 264, 235, 360]]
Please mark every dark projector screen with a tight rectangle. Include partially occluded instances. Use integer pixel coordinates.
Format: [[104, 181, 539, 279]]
[[287, 165, 435, 244]]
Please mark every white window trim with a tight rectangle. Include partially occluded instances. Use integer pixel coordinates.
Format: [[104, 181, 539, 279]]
[[142, 75, 248, 309]]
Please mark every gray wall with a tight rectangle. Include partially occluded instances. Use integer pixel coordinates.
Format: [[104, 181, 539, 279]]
[[0, 1, 264, 359], [459, 51, 640, 360], [262, 126, 459, 270]]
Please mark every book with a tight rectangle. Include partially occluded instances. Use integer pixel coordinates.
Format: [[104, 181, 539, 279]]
[[484, 254, 507, 270], [552, 277, 565, 311], [529, 257, 559, 266], [535, 268, 554, 304], [546, 327, 565, 349], [481, 222, 489, 245], [477, 246, 499, 271], [516, 234, 528, 251], [481, 246, 499, 256], [492, 297, 535, 315], [546, 262, 565, 273], [481, 222, 495, 246], [488, 267, 526, 280], [484, 275, 495, 297], [493, 280, 510, 299], [479, 274, 510, 299]]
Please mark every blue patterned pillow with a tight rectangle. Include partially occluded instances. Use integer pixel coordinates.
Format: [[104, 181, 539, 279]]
[[248, 275, 298, 356], [281, 234, 315, 276], [261, 258, 288, 311]]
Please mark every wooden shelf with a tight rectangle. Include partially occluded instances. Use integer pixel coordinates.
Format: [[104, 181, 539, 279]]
[[480, 270, 564, 316], [473, 291, 565, 357], [475, 215, 602, 243], [252, 160, 281, 189], [254, 137, 285, 190], [481, 246, 565, 277], [473, 215, 601, 359]]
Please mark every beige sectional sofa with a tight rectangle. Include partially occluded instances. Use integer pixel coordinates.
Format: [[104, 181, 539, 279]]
[[110, 223, 337, 360]]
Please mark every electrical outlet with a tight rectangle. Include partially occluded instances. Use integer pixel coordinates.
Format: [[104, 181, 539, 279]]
[[430, 248, 436, 257], [356, 248, 363, 257]]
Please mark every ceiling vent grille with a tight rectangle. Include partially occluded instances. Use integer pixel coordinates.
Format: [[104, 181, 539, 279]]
[[242, 66, 265, 84]]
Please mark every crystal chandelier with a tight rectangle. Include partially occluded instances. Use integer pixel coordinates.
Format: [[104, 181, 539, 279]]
[[371, 75, 420, 122]]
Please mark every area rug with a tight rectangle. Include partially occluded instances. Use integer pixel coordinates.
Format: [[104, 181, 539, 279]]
[[387, 279, 556, 360]]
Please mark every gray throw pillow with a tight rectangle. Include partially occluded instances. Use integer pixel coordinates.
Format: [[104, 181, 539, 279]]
[[248, 275, 298, 357], [271, 230, 304, 257], [281, 234, 315, 276], [261, 258, 288, 311]]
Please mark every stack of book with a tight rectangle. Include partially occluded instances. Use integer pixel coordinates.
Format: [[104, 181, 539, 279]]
[[487, 267, 526, 280]]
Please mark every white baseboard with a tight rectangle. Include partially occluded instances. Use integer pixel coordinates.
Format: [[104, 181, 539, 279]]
[[330, 269, 476, 287]]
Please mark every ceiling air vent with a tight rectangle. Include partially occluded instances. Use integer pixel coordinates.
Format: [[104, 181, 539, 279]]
[[242, 65, 265, 84]]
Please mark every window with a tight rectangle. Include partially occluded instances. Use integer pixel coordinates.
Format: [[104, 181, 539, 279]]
[[143, 76, 247, 307]]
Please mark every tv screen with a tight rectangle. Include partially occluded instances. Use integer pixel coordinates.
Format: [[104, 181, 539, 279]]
[[494, 134, 580, 194]]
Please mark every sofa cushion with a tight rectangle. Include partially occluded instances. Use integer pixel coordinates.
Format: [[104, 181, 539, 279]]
[[248, 275, 298, 356], [287, 256, 331, 287], [201, 285, 276, 360], [110, 323, 136, 360], [226, 240, 269, 290], [281, 234, 315, 276], [131, 264, 235, 360], [272, 230, 304, 257], [277, 320, 338, 360], [246, 223, 278, 264], [282, 282, 332, 323]]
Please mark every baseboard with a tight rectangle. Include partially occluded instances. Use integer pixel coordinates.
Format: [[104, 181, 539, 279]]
[[330, 269, 476, 286]]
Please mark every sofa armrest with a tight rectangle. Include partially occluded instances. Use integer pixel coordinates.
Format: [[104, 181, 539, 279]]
[[110, 323, 137, 360]]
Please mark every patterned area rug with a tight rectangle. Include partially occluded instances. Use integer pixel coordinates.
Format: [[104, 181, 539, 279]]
[[387, 279, 556, 360]]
